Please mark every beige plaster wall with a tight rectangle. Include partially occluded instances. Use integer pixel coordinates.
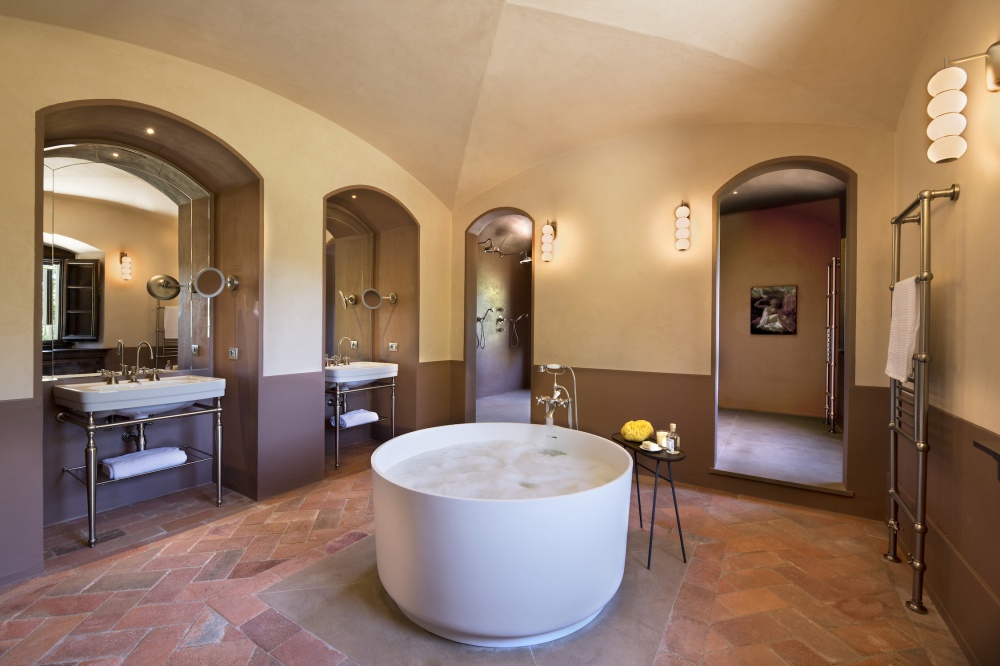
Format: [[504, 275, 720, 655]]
[[453, 124, 895, 380], [44, 194, 178, 350], [893, 0, 1000, 433], [0, 17, 453, 401], [718, 201, 841, 417]]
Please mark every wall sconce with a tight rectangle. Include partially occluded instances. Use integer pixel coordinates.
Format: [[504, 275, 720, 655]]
[[119, 252, 132, 280], [674, 204, 691, 251], [926, 40, 1000, 163], [540, 221, 556, 262]]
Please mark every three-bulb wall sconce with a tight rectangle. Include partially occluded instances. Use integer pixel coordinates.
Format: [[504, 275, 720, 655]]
[[674, 204, 691, 251], [926, 39, 999, 163], [540, 221, 557, 262], [119, 252, 132, 280]]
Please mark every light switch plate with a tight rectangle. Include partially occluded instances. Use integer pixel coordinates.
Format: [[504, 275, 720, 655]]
[[350, 340, 358, 350], [191, 344, 199, 356], [228, 347, 239, 360], [388, 342, 398, 352]]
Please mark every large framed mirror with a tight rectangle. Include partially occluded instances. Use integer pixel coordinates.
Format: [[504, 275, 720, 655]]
[[325, 202, 374, 360], [42, 142, 213, 377]]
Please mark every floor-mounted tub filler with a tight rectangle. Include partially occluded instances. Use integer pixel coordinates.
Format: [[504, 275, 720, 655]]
[[371, 422, 633, 647]]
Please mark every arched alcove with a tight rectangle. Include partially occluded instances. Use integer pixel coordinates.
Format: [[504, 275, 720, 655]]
[[322, 186, 420, 449], [36, 100, 269, 528]]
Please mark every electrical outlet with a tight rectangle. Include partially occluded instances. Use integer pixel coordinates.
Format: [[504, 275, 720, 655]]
[[350, 340, 358, 349], [388, 342, 398, 352], [191, 344, 199, 356], [228, 347, 239, 360]]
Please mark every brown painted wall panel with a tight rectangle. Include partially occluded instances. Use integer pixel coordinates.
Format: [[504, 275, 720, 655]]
[[530, 368, 887, 518], [374, 227, 418, 435], [891, 407, 1000, 663], [213, 182, 261, 499], [0, 397, 44, 586], [257, 371, 326, 499], [416, 360, 460, 429], [719, 201, 840, 417]]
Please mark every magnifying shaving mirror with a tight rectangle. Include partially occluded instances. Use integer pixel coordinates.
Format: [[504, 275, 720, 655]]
[[193, 267, 225, 298]]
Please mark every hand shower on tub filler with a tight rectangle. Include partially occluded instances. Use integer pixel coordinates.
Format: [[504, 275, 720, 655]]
[[536, 364, 579, 429]]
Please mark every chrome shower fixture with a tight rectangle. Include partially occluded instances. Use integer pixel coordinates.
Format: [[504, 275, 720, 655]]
[[475, 308, 493, 349], [477, 238, 511, 257]]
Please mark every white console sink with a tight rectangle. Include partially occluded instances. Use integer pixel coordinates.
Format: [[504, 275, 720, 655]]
[[325, 361, 398, 389], [53, 375, 226, 415]]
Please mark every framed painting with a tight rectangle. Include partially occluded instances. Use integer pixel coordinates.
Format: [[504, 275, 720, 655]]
[[750, 285, 797, 335]]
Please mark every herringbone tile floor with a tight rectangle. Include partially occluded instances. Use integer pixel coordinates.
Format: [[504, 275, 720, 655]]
[[0, 441, 968, 665]]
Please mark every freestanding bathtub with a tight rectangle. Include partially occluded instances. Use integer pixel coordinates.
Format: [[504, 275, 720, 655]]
[[371, 422, 633, 647]]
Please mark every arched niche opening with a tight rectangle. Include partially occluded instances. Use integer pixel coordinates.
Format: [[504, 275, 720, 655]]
[[712, 157, 855, 495], [463, 208, 534, 423], [37, 100, 266, 526], [323, 186, 419, 451]]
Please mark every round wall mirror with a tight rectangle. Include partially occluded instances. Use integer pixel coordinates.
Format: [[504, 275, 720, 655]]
[[146, 274, 181, 300], [361, 288, 383, 309], [193, 267, 225, 298]]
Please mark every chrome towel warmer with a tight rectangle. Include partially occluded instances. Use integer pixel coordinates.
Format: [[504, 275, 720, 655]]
[[884, 184, 958, 614]]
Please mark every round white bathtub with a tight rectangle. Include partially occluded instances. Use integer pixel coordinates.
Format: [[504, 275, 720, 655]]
[[371, 422, 633, 647]]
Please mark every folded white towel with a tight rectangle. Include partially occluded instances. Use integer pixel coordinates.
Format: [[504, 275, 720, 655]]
[[885, 276, 920, 382], [336, 409, 380, 429], [101, 447, 188, 480]]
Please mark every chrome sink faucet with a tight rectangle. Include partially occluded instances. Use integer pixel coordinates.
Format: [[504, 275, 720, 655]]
[[133, 341, 154, 382], [337, 337, 355, 365]]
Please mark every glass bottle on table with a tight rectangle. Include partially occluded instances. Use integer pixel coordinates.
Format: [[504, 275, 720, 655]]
[[666, 423, 679, 453]]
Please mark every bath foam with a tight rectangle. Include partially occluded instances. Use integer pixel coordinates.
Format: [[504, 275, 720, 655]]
[[384, 439, 619, 499]]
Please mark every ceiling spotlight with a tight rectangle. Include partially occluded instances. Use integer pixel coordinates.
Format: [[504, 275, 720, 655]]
[[145, 127, 155, 135], [351, 194, 357, 199], [111, 152, 119, 157]]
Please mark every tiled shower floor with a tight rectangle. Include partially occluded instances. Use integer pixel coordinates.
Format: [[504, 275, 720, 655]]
[[2, 439, 967, 664]]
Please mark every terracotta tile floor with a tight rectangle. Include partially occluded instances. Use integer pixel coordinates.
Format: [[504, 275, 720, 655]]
[[0, 441, 968, 665]]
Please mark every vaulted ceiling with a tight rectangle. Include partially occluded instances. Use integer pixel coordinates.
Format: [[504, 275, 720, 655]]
[[2, 0, 939, 207]]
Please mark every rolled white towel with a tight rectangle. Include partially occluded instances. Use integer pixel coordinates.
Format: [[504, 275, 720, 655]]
[[337, 409, 379, 429], [101, 447, 188, 480]]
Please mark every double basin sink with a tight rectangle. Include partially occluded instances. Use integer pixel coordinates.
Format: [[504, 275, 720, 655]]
[[325, 361, 397, 389], [53, 375, 226, 417]]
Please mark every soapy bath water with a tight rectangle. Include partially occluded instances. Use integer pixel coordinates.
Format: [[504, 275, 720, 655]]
[[385, 440, 619, 499]]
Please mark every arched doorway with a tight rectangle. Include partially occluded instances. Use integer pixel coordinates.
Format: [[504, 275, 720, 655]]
[[463, 209, 534, 423], [712, 158, 855, 494]]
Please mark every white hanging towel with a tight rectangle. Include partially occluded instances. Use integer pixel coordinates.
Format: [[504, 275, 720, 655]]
[[163, 306, 179, 339], [885, 276, 920, 382]]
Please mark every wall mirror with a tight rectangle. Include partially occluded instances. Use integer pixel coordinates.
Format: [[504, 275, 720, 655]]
[[42, 142, 213, 377], [325, 201, 374, 360], [193, 267, 225, 298]]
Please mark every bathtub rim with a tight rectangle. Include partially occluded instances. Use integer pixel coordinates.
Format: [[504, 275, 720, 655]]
[[370, 422, 633, 504]]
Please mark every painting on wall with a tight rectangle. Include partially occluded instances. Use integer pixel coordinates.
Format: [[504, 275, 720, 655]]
[[750, 285, 797, 335]]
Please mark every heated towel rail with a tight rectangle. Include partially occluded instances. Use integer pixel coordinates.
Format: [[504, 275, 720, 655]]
[[884, 184, 958, 614], [824, 257, 840, 431]]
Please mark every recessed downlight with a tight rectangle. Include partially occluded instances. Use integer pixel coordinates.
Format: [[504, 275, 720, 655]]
[[112, 152, 119, 157], [145, 127, 155, 135], [351, 194, 357, 199]]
